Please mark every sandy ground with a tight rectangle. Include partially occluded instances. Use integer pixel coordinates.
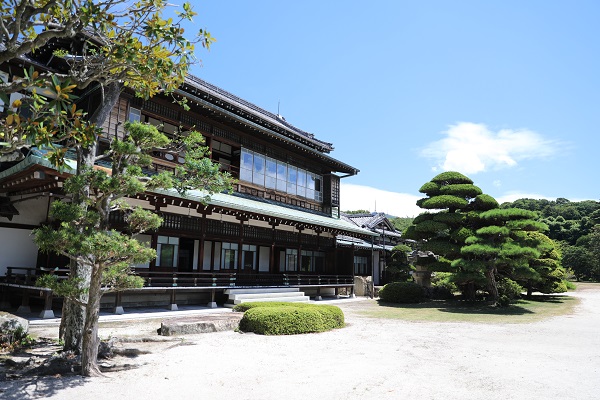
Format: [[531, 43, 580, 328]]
[[2, 286, 600, 400]]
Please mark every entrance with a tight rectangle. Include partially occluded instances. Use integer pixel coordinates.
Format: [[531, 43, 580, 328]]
[[178, 238, 195, 272]]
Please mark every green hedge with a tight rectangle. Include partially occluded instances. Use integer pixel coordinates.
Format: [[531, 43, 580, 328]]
[[236, 302, 344, 335], [379, 282, 425, 303]]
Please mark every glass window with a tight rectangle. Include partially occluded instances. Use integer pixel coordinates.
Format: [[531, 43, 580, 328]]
[[156, 236, 179, 268], [287, 166, 297, 184], [307, 173, 316, 189], [241, 149, 253, 170], [221, 242, 238, 270], [286, 249, 298, 272], [128, 107, 141, 122], [354, 256, 369, 275], [301, 250, 313, 272], [242, 244, 257, 270], [297, 169, 307, 188], [266, 158, 277, 177]]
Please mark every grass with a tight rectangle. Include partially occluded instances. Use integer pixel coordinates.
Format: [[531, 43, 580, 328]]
[[355, 294, 580, 324]]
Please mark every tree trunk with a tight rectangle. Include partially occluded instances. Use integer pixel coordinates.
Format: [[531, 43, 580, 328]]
[[526, 280, 533, 299], [485, 267, 499, 304], [59, 81, 122, 354], [81, 264, 103, 377]]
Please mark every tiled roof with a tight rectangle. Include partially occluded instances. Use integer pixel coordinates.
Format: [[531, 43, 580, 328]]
[[0, 154, 374, 237], [153, 188, 376, 237], [184, 75, 334, 152]]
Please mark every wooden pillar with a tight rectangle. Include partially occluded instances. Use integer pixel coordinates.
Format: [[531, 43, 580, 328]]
[[237, 217, 246, 271], [168, 289, 178, 311], [270, 221, 277, 273], [113, 291, 124, 315], [199, 217, 206, 271], [207, 289, 217, 308], [17, 291, 31, 314], [39, 290, 55, 319]]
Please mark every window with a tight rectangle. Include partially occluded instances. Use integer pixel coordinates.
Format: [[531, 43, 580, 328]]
[[285, 249, 298, 272], [300, 250, 325, 272], [128, 107, 141, 122], [276, 161, 287, 192], [242, 244, 257, 270], [253, 153, 265, 186], [265, 157, 277, 189], [157, 236, 179, 268], [354, 256, 369, 275], [239, 148, 323, 201], [221, 242, 238, 270]]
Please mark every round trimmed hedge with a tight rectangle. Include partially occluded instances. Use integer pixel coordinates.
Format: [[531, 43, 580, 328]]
[[236, 302, 344, 335], [378, 282, 425, 303]]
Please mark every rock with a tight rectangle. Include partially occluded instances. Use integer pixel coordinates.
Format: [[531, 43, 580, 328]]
[[0, 312, 29, 341], [354, 276, 373, 297], [159, 314, 243, 336]]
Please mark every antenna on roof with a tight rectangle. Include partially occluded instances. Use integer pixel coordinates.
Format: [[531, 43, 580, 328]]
[[276, 100, 286, 121]]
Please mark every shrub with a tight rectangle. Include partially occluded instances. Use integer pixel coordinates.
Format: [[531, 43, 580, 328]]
[[379, 282, 424, 303], [237, 303, 344, 335], [496, 278, 523, 306]]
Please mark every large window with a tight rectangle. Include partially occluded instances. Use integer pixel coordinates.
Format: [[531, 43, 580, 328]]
[[242, 244, 257, 270], [221, 242, 238, 270], [157, 236, 179, 268], [240, 148, 322, 202], [300, 250, 326, 272], [354, 255, 369, 275]]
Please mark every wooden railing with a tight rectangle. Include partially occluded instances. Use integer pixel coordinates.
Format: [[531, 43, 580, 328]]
[[2, 267, 353, 289]]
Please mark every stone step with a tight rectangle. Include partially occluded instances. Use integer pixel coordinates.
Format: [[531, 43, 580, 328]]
[[229, 291, 305, 301], [233, 295, 310, 305], [224, 287, 299, 295]]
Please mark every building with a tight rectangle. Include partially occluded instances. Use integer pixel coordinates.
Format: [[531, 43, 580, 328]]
[[337, 212, 409, 285], [0, 40, 376, 315]]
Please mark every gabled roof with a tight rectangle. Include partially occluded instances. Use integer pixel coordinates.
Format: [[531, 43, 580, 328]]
[[0, 154, 375, 238], [183, 75, 333, 152], [342, 212, 396, 231]]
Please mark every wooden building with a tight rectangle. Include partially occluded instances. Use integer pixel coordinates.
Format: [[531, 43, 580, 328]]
[[338, 212, 409, 285], [0, 40, 376, 314]]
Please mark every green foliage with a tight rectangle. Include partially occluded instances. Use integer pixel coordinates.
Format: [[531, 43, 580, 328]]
[[433, 212, 465, 225], [379, 282, 425, 303], [497, 278, 524, 306], [419, 181, 441, 195], [0, 325, 35, 351], [414, 219, 448, 233], [413, 213, 435, 225], [389, 217, 414, 232], [421, 195, 468, 210], [430, 171, 473, 185], [236, 303, 344, 335], [471, 194, 499, 211], [440, 184, 482, 199], [430, 272, 458, 300]]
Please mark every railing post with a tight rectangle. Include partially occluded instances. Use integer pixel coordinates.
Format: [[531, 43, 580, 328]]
[[173, 273, 178, 287]]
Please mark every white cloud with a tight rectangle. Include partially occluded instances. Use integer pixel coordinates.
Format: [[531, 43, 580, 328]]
[[340, 183, 422, 217], [495, 192, 556, 204], [421, 122, 560, 174]]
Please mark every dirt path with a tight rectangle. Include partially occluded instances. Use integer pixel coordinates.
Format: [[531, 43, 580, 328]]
[[2, 286, 599, 400]]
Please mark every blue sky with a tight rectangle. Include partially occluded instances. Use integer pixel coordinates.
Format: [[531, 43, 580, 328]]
[[185, 1, 599, 217]]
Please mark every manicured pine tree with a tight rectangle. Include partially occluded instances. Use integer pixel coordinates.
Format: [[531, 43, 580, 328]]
[[404, 171, 498, 296], [455, 208, 546, 304]]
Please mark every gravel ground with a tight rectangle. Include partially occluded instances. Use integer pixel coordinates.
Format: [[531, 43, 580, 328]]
[[2, 285, 599, 400]]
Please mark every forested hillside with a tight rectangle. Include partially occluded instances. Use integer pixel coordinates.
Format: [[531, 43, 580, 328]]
[[501, 198, 600, 281]]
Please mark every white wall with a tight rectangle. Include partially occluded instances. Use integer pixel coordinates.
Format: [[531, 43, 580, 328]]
[[7, 196, 49, 225], [0, 227, 39, 276], [259, 246, 270, 272]]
